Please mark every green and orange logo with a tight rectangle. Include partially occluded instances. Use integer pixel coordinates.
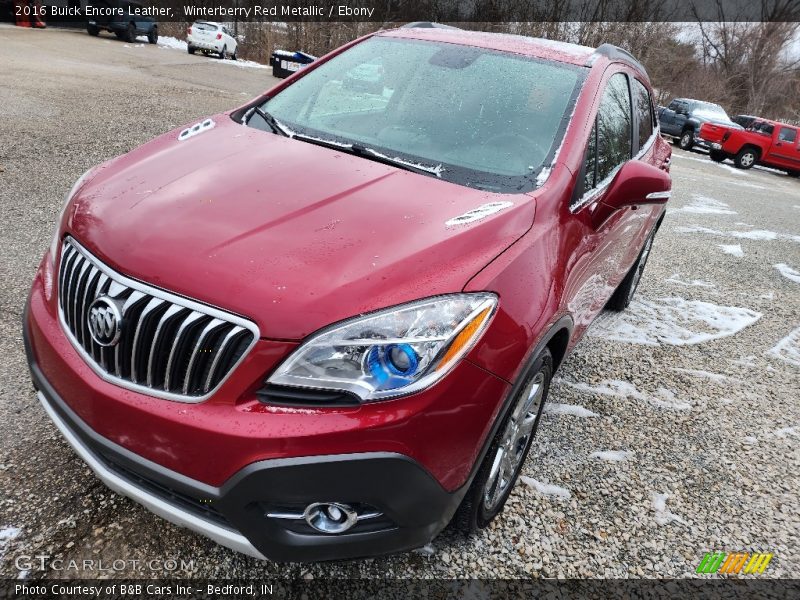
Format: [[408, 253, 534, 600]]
[[697, 552, 773, 575]]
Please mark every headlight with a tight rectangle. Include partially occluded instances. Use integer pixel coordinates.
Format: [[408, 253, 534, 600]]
[[267, 293, 498, 402], [49, 167, 95, 263]]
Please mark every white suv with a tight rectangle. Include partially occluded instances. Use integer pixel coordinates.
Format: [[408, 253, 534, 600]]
[[187, 21, 238, 60]]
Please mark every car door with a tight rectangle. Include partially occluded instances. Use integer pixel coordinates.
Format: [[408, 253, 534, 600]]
[[565, 71, 650, 336], [765, 126, 800, 170], [672, 100, 689, 133], [659, 100, 678, 135]]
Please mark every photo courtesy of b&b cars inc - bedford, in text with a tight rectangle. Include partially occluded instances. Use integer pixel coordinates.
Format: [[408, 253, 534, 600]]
[[1, 0, 798, 599]]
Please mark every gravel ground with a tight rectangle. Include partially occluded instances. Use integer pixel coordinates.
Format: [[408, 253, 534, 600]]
[[1, 25, 798, 580]]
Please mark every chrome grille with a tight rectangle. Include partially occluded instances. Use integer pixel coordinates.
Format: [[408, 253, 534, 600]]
[[57, 237, 259, 402]]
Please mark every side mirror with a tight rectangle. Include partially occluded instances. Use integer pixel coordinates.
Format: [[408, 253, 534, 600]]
[[593, 160, 671, 226]]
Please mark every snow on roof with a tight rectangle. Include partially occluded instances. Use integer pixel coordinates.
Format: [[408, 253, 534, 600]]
[[382, 27, 596, 65]]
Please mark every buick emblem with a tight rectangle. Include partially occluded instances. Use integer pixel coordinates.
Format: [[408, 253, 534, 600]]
[[87, 296, 122, 347]]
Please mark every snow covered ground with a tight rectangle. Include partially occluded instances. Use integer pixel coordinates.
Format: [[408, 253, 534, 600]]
[[153, 35, 269, 70], [588, 297, 761, 346]]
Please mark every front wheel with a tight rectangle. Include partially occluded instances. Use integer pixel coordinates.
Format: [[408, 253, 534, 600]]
[[735, 148, 758, 169], [187, 46, 196, 55], [87, 25, 99, 36], [147, 28, 158, 44], [607, 231, 655, 311], [453, 348, 553, 533], [231, 48, 238, 61], [219, 45, 227, 59], [125, 23, 137, 43], [678, 130, 694, 150]]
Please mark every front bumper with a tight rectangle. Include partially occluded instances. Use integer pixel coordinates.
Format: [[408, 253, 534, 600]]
[[26, 316, 468, 561], [24, 256, 510, 561]]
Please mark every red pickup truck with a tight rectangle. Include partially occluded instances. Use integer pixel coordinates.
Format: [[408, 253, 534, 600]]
[[699, 119, 800, 175]]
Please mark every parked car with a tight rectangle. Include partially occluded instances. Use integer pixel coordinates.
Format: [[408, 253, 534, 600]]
[[187, 21, 237, 59], [700, 119, 800, 174], [25, 25, 671, 562], [658, 98, 741, 150], [86, 0, 157, 44]]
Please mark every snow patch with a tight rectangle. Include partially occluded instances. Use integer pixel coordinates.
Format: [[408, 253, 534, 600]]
[[768, 327, 800, 367], [157, 36, 268, 69], [445, 201, 513, 227], [672, 194, 736, 215], [774, 263, 800, 284], [590, 450, 632, 462], [676, 226, 800, 244], [718, 244, 744, 257], [562, 379, 691, 411], [651, 493, 687, 525], [0, 527, 21, 559], [669, 368, 736, 383], [519, 476, 571, 499], [770, 425, 799, 438], [414, 543, 435, 556], [666, 274, 715, 288], [589, 297, 761, 346], [544, 402, 599, 418]]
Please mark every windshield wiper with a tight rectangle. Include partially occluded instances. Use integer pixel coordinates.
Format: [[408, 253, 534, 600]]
[[249, 106, 290, 137], [289, 134, 443, 177]]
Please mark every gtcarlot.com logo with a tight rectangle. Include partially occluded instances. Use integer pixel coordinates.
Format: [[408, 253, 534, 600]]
[[14, 555, 195, 573], [697, 551, 773, 575]]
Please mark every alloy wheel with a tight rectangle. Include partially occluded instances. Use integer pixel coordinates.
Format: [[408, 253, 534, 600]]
[[482, 371, 545, 512]]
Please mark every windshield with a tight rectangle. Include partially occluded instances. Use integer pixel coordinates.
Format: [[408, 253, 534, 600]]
[[248, 36, 585, 192], [692, 103, 730, 121]]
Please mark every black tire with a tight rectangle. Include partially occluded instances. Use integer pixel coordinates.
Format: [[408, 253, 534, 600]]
[[452, 348, 554, 533], [734, 147, 758, 170], [125, 22, 136, 43], [147, 27, 158, 45], [709, 150, 726, 162], [607, 230, 656, 311], [219, 45, 227, 59], [788, 170, 800, 178], [87, 25, 99, 37], [232, 48, 238, 61], [678, 130, 694, 150], [187, 46, 196, 55]]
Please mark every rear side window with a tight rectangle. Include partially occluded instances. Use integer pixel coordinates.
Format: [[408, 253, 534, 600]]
[[779, 127, 797, 143], [596, 73, 632, 183], [633, 79, 654, 149]]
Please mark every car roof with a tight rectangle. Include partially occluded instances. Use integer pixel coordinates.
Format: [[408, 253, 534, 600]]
[[379, 27, 598, 67]]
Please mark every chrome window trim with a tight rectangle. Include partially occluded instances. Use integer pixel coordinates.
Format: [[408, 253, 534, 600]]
[[57, 236, 260, 404]]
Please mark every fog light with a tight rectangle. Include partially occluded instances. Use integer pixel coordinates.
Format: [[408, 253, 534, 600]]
[[303, 502, 358, 534]]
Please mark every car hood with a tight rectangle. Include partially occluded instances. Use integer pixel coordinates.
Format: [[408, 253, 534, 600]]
[[694, 115, 742, 129], [66, 116, 534, 339]]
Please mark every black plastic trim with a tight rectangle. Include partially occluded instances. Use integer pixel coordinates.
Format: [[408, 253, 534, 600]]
[[256, 384, 361, 407]]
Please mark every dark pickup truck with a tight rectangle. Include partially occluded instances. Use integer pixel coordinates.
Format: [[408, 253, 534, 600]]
[[86, 0, 158, 44], [658, 98, 741, 151]]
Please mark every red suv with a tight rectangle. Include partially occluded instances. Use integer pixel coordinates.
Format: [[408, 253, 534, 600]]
[[24, 25, 671, 561]]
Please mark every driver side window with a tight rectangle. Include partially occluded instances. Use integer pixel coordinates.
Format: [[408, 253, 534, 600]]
[[582, 72, 632, 197]]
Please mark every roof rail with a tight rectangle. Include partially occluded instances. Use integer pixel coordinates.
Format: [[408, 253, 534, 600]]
[[591, 43, 648, 76], [402, 22, 460, 30]]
